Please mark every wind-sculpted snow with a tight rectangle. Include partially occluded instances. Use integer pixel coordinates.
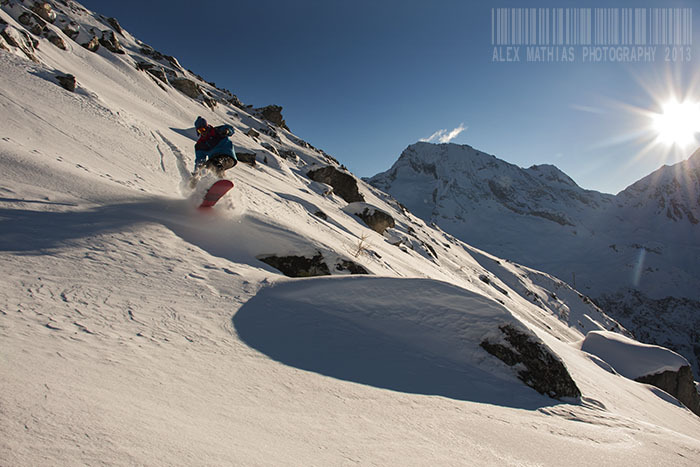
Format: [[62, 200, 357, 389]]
[[2, 1, 700, 465], [235, 276, 561, 407], [582, 331, 689, 380]]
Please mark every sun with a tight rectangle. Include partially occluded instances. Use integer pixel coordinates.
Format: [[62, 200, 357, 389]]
[[651, 99, 700, 147]]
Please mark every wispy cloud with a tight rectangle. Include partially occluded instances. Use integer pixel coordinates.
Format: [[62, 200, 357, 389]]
[[570, 104, 605, 115], [420, 123, 467, 143]]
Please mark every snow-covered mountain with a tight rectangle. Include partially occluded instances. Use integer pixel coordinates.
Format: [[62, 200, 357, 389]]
[[369, 142, 700, 374], [2, 1, 700, 465]]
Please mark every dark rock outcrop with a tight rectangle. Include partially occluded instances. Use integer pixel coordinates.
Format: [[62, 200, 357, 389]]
[[227, 94, 244, 108], [99, 30, 124, 54], [357, 207, 394, 234], [18, 11, 46, 36], [481, 324, 581, 399], [56, 73, 76, 92], [236, 152, 257, 166], [170, 78, 202, 99], [81, 35, 99, 52], [105, 17, 123, 35], [139, 45, 183, 71], [636, 366, 700, 416], [1, 25, 39, 61], [335, 259, 369, 275], [31, 2, 56, 23], [45, 30, 66, 49], [259, 253, 330, 278], [260, 142, 278, 155], [245, 128, 260, 139], [279, 149, 298, 161], [256, 105, 289, 131], [307, 166, 364, 203], [136, 62, 168, 83], [16, 10, 66, 50], [61, 21, 79, 40], [258, 253, 368, 277]]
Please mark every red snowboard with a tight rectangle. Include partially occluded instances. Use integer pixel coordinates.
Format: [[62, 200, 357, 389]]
[[199, 180, 234, 209]]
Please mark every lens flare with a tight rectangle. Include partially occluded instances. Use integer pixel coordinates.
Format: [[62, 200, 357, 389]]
[[651, 100, 700, 147]]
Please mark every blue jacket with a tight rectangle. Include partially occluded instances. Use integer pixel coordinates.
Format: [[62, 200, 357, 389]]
[[194, 124, 237, 168]]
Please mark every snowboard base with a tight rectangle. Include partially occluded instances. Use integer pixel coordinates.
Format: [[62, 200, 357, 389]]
[[199, 179, 234, 209]]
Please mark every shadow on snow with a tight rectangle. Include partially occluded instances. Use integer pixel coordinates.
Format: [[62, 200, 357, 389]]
[[233, 277, 560, 410]]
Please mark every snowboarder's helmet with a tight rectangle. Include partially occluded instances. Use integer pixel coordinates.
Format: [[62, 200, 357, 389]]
[[195, 116, 207, 130]]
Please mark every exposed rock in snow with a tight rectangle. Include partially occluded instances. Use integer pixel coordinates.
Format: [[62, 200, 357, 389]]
[[582, 331, 700, 416], [308, 166, 364, 203], [80, 34, 98, 51], [170, 77, 202, 99], [105, 16, 123, 35], [260, 142, 277, 154], [636, 367, 700, 417], [258, 253, 331, 277], [236, 151, 257, 166], [31, 1, 56, 23], [18, 10, 45, 35], [136, 61, 168, 83], [255, 104, 289, 130], [1, 23, 38, 61], [481, 324, 581, 400], [55, 73, 75, 92], [98, 29, 124, 54], [344, 202, 395, 234]]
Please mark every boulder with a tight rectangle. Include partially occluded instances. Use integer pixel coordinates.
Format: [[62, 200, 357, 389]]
[[136, 62, 168, 83], [279, 149, 298, 161], [61, 21, 79, 40], [245, 128, 260, 139], [106, 17, 123, 35], [18, 11, 46, 36], [31, 2, 56, 23], [227, 94, 244, 108], [0, 33, 9, 52], [335, 259, 369, 275], [345, 203, 395, 234], [481, 324, 581, 399], [170, 78, 202, 98], [99, 29, 124, 54], [140, 45, 184, 71], [258, 253, 330, 278], [45, 30, 66, 49], [636, 366, 700, 417], [236, 152, 257, 166], [56, 73, 76, 92], [81, 35, 99, 52], [307, 166, 364, 203], [259, 126, 279, 141], [1, 25, 39, 61], [256, 105, 289, 130], [261, 142, 278, 155]]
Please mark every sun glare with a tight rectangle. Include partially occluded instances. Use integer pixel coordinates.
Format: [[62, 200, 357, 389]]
[[651, 99, 700, 147]]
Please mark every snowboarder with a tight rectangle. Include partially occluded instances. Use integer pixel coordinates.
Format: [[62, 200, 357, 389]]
[[192, 116, 237, 179]]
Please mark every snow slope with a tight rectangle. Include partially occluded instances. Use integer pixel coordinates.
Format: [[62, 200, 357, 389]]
[[1, 1, 700, 465], [369, 141, 700, 373]]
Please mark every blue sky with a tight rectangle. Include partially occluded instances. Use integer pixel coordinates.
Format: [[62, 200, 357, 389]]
[[79, 0, 700, 194]]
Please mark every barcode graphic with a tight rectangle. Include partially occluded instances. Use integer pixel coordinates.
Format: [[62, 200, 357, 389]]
[[492, 8, 693, 46]]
